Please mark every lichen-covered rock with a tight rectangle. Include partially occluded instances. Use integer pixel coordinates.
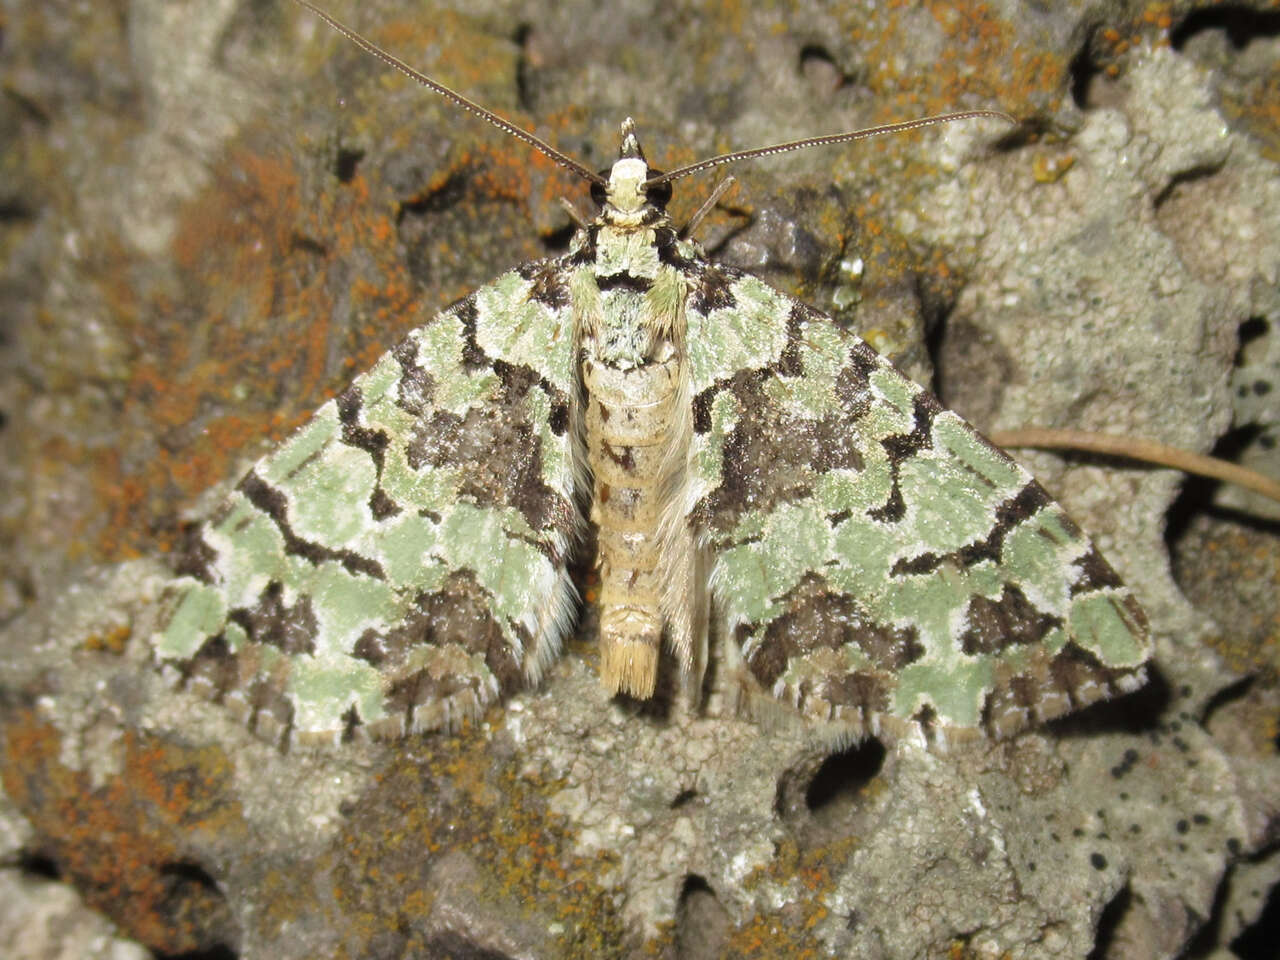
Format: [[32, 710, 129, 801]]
[[2, 1, 1277, 958]]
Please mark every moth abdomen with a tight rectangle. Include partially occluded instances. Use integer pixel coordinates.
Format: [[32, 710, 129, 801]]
[[584, 338, 688, 698]]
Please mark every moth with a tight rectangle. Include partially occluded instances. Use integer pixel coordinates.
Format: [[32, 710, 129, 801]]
[[152, 0, 1151, 748]]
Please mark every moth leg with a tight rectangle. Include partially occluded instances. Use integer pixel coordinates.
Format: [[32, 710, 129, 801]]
[[682, 176, 737, 239]]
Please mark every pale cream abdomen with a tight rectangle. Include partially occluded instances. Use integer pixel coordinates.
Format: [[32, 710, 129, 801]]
[[583, 348, 683, 697]]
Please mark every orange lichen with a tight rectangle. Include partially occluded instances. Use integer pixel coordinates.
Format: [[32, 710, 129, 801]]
[[822, 0, 1070, 121], [1139, 2, 1176, 35], [722, 834, 859, 956], [371, 10, 514, 106], [0, 711, 243, 954], [1089, 2, 1178, 74], [1222, 59, 1280, 162], [93, 108, 433, 560], [1032, 152, 1076, 184], [82, 622, 132, 655], [1175, 520, 1279, 682], [276, 721, 637, 958]]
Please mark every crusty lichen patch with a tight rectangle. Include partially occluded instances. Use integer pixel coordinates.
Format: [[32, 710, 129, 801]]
[[275, 719, 637, 959], [0, 709, 241, 955]]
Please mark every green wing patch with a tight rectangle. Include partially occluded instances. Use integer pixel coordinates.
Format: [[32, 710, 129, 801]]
[[692, 270, 1150, 742], [153, 263, 580, 748]]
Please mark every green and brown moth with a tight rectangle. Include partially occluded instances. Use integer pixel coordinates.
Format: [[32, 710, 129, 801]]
[[152, 0, 1150, 749]]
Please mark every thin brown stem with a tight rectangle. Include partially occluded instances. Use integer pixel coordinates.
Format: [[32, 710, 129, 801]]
[[991, 428, 1280, 505]]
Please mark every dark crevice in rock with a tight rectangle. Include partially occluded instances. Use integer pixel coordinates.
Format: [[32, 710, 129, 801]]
[[152, 860, 238, 960], [289, 232, 327, 257], [670, 787, 698, 809], [1069, 27, 1104, 110], [1199, 675, 1254, 730], [917, 269, 962, 390], [4, 85, 54, 126], [334, 146, 363, 184], [1166, 424, 1278, 557], [1165, 313, 1278, 666], [1232, 866, 1280, 960], [1050, 667, 1170, 740], [397, 171, 471, 221], [540, 218, 576, 254], [675, 874, 730, 960], [1171, 7, 1280, 52], [1235, 315, 1270, 363], [798, 43, 852, 94], [17, 850, 61, 880], [422, 932, 514, 960], [1153, 160, 1228, 209], [920, 283, 953, 402], [158, 860, 220, 893], [1086, 883, 1131, 960], [773, 738, 889, 833], [804, 738, 886, 816], [798, 43, 838, 73], [988, 116, 1048, 152], [156, 945, 239, 960], [0, 199, 34, 222], [927, 308, 1014, 431], [1184, 864, 1234, 958], [513, 24, 536, 113]]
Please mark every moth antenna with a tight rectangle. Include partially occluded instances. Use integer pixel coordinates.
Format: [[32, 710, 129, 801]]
[[682, 176, 737, 238], [647, 110, 1017, 187], [291, 0, 605, 186]]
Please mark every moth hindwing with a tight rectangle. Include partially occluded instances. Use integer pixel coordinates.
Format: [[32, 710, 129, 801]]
[[150, 2, 1151, 748]]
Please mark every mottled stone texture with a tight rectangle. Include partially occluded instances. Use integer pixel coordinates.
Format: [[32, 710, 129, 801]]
[[1, 1, 1277, 958]]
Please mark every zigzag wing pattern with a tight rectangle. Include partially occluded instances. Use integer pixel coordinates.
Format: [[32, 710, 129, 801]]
[[683, 265, 1150, 741], [153, 260, 581, 748]]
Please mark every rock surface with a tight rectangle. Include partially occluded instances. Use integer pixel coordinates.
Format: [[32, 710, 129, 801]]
[[1, 1, 1277, 958]]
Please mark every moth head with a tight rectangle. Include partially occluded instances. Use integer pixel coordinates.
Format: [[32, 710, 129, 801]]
[[589, 118, 673, 217]]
